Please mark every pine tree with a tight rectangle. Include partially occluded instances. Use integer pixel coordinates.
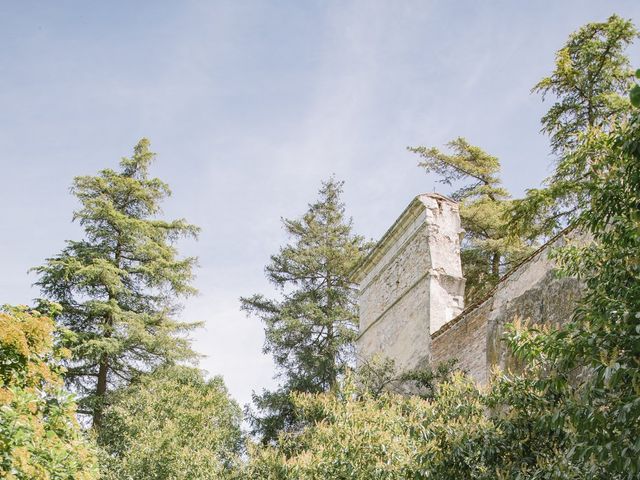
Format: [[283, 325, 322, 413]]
[[240, 178, 369, 443], [534, 14, 637, 154], [408, 138, 530, 303], [510, 15, 638, 240], [33, 139, 200, 427]]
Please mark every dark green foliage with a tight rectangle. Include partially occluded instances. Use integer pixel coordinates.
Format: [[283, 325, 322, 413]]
[[409, 138, 531, 302], [495, 26, 640, 475], [33, 139, 200, 427], [510, 15, 638, 240], [240, 178, 369, 443], [399, 359, 460, 401], [630, 69, 640, 107], [355, 355, 459, 400], [536, 101, 640, 476]]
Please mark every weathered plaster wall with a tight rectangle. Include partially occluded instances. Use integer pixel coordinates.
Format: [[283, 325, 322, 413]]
[[355, 193, 583, 385], [431, 235, 583, 384], [354, 194, 465, 371]]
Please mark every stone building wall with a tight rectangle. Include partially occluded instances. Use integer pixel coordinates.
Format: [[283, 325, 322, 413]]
[[352, 194, 465, 371], [430, 234, 582, 384], [354, 193, 583, 384], [431, 301, 491, 383]]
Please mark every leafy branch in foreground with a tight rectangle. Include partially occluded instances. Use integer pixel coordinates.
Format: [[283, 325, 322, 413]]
[[0, 305, 98, 480], [511, 92, 640, 476]]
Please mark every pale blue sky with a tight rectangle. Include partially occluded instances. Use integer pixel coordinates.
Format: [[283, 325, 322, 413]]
[[1, 1, 638, 406]]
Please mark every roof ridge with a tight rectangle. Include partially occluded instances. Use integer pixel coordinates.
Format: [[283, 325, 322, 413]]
[[349, 193, 458, 283]]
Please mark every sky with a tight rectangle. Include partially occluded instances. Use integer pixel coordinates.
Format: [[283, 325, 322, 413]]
[[1, 1, 639, 407]]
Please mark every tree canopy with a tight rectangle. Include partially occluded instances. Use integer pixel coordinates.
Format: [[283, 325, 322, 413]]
[[33, 139, 200, 427], [510, 14, 639, 240], [97, 365, 243, 480], [246, 373, 496, 479], [534, 14, 637, 153], [241, 178, 369, 443]]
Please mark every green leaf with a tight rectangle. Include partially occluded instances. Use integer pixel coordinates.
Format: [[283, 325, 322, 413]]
[[630, 85, 640, 108]]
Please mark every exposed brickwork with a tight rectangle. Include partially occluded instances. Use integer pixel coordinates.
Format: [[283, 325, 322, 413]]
[[355, 194, 583, 385], [431, 301, 490, 383]]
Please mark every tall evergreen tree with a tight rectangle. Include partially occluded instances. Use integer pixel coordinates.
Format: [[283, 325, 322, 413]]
[[408, 138, 530, 303], [534, 14, 637, 154], [510, 15, 638, 240], [33, 139, 200, 427], [240, 178, 369, 443]]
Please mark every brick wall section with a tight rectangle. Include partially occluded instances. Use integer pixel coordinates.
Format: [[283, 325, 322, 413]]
[[430, 233, 583, 384], [431, 302, 490, 384]]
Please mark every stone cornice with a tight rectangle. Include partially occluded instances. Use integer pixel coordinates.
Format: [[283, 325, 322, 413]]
[[350, 193, 457, 284]]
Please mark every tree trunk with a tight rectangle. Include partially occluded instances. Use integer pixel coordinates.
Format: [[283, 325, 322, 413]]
[[325, 275, 337, 389], [94, 238, 121, 429], [93, 356, 109, 428], [492, 252, 500, 278]]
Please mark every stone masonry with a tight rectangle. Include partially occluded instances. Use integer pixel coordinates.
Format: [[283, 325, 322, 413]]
[[353, 193, 582, 383], [431, 233, 583, 383], [351, 193, 465, 372]]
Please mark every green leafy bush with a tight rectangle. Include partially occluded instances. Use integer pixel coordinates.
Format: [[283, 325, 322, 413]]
[[0, 305, 98, 480], [97, 365, 243, 480]]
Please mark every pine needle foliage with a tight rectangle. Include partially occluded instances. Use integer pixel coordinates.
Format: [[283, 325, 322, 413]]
[[534, 14, 638, 153], [240, 178, 369, 444], [33, 139, 200, 427], [409, 138, 530, 303], [510, 15, 638, 240]]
